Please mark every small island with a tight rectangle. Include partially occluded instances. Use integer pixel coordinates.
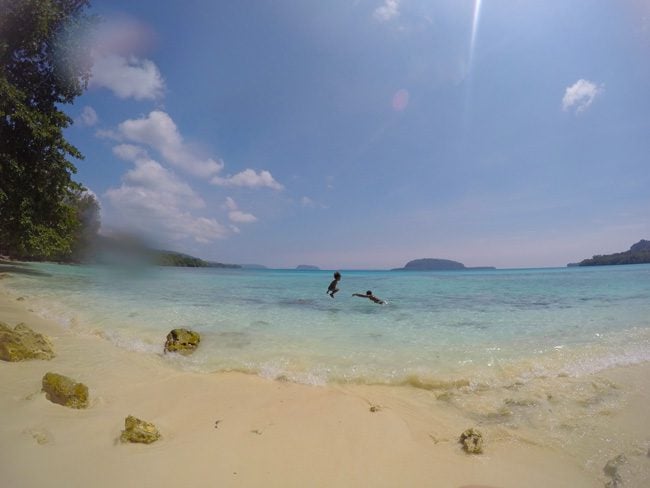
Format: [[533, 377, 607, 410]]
[[295, 265, 320, 270], [569, 239, 650, 267], [392, 258, 495, 271]]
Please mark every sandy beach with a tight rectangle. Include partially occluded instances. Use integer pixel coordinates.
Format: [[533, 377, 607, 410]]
[[1, 288, 649, 488]]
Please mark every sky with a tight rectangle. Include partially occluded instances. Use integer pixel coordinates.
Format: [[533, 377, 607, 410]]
[[63, 0, 650, 269]]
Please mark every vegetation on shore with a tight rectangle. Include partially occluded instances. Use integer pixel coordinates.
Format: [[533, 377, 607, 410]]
[[1, 0, 96, 261], [571, 240, 650, 267], [0, 1, 236, 269], [74, 234, 239, 268], [154, 251, 240, 268]]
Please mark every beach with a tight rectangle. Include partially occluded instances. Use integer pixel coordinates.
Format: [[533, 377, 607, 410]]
[[1, 270, 650, 487]]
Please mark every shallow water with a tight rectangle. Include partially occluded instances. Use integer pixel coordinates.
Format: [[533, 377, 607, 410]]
[[4, 263, 649, 390], [5, 262, 650, 484]]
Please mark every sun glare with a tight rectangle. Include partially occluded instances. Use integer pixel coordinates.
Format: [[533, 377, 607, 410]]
[[468, 0, 483, 72]]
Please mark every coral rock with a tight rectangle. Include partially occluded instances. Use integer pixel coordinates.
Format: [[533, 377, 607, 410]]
[[604, 454, 626, 487], [42, 372, 89, 409], [120, 415, 161, 444], [164, 328, 200, 354], [0, 322, 55, 361], [459, 428, 484, 454]]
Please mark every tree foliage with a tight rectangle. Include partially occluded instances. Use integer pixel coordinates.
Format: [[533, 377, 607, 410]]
[[0, 0, 94, 259], [68, 189, 100, 261]]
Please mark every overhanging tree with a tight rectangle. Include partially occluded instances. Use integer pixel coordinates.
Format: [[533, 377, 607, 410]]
[[0, 0, 94, 259]]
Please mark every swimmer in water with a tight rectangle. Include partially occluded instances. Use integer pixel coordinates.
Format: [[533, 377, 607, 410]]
[[352, 290, 385, 304]]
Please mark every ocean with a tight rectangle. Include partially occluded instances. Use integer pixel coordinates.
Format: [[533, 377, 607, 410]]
[[3, 262, 649, 389]]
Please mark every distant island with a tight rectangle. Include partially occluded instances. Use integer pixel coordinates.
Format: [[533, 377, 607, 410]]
[[296, 265, 320, 270], [569, 239, 650, 267], [393, 258, 495, 271]]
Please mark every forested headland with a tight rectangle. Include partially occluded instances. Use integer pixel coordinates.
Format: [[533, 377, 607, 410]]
[[569, 240, 650, 267]]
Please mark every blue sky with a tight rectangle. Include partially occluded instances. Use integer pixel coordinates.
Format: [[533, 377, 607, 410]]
[[64, 0, 650, 269]]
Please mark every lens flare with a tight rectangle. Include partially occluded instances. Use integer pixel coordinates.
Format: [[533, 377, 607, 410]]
[[392, 89, 410, 111], [468, 0, 483, 72]]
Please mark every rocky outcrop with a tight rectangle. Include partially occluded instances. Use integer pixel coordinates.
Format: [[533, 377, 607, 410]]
[[0, 322, 55, 361], [120, 415, 161, 444], [42, 372, 89, 409], [603, 454, 626, 488], [459, 428, 484, 454], [164, 328, 201, 354]]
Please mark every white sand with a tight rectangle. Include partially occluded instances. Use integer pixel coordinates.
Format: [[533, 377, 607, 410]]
[[1, 289, 649, 487]]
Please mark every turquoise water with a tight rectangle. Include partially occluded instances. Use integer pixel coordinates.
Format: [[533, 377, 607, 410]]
[[3, 263, 650, 387]]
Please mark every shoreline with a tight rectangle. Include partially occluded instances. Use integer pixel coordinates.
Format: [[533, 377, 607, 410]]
[[1, 286, 649, 487]]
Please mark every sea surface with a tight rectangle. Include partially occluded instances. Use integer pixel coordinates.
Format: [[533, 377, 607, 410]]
[[3, 262, 649, 389]]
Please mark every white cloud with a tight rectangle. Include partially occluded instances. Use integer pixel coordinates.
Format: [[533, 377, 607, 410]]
[[110, 154, 205, 209], [224, 197, 257, 223], [105, 154, 227, 244], [212, 169, 284, 190], [562, 79, 603, 113], [90, 54, 165, 100], [118, 111, 224, 178], [299, 195, 328, 210], [78, 106, 98, 126], [112, 144, 149, 162], [373, 0, 400, 22], [95, 128, 121, 140]]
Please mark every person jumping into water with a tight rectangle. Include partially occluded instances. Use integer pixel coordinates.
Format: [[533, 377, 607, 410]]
[[352, 290, 385, 304], [327, 272, 341, 297]]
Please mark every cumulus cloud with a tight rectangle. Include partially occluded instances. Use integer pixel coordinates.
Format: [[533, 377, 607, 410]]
[[118, 111, 224, 178], [78, 106, 98, 126], [224, 197, 257, 223], [562, 79, 603, 113], [212, 169, 284, 190], [112, 144, 149, 162], [105, 153, 227, 244], [374, 0, 400, 22], [109, 152, 205, 209], [107, 111, 283, 190], [90, 54, 165, 100]]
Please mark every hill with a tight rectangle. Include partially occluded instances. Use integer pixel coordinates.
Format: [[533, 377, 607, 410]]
[[571, 239, 650, 267], [393, 258, 495, 271], [155, 251, 240, 268], [83, 235, 240, 268]]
